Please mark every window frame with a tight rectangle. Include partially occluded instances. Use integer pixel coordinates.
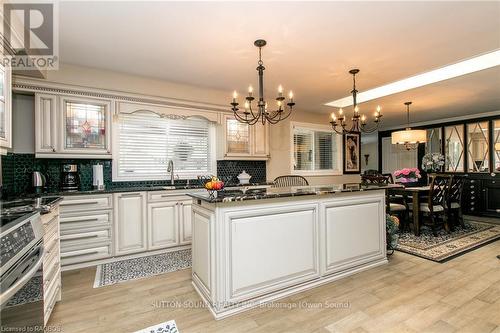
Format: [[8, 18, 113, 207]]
[[290, 121, 343, 176], [112, 111, 216, 181]]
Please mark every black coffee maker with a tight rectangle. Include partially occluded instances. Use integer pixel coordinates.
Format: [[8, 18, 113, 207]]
[[61, 164, 80, 191]]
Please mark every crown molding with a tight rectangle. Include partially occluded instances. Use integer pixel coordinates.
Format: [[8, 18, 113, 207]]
[[12, 76, 230, 114]]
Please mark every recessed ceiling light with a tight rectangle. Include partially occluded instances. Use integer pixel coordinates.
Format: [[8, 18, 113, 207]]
[[325, 49, 500, 108]]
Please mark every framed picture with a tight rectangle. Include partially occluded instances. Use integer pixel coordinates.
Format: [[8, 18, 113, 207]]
[[343, 132, 361, 174]]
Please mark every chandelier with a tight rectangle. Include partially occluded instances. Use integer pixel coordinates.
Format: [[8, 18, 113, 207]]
[[391, 102, 427, 150], [329, 69, 382, 134], [230, 39, 295, 125]]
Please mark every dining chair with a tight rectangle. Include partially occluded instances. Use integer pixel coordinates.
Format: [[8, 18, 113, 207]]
[[447, 176, 465, 228], [361, 174, 410, 230], [273, 175, 309, 187], [417, 174, 453, 236]]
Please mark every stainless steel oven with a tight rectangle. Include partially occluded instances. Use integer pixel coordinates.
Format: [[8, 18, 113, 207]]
[[1, 211, 45, 331]]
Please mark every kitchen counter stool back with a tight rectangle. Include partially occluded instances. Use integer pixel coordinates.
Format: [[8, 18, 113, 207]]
[[273, 175, 309, 187]]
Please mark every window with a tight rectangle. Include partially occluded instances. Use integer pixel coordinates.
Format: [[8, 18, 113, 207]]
[[291, 122, 341, 175], [113, 111, 215, 181]]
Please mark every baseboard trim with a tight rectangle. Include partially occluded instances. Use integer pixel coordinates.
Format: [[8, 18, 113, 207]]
[[192, 257, 388, 320]]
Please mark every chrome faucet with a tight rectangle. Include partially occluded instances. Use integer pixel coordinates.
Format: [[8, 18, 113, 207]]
[[167, 160, 175, 185]]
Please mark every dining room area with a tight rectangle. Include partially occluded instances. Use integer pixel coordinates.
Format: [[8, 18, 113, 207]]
[[360, 115, 500, 262]]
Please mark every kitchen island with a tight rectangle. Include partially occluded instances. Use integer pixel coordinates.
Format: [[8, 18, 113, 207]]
[[188, 183, 400, 319]]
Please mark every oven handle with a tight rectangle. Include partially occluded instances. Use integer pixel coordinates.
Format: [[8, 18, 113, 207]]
[[0, 248, 44, 306]]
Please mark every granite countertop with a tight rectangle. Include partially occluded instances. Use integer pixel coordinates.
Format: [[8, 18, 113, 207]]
[[188, 183, 403, 203], [1, 196, 64, 213], [1, 183, 273, 199]]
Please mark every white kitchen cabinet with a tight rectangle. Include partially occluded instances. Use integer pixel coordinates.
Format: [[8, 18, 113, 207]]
[[60, 95, 112, 156], [252, 122, 270, 157], [179, 200, 193, 244], [0, 63, 12, 154], [35, 93, 58, 154], [220, 114, 269, 160], [59, 195, 113, 267], [34, 93, 112, 158], [147, 201, 178, 250], [114, 192, 147, 255]]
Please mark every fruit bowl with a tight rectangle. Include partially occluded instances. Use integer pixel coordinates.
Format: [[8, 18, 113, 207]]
[[204, 177, 225, 198]]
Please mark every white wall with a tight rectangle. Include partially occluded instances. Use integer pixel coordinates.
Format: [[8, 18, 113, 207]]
[[267, 111, 360, 185]]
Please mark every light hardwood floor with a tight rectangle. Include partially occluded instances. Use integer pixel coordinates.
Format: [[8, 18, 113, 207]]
[[48, 241, 500, 333]]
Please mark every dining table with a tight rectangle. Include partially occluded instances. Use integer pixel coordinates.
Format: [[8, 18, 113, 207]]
[[389, 185, 430, 236]]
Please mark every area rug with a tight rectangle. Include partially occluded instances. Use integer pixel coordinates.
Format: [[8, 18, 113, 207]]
[[395, 220, 500, 262], [93, 249, 191, 288], [133, 320, 179, 333]]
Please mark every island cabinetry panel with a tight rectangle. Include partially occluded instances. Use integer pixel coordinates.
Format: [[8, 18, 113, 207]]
[[179, 200, 193, 244], [190, 190, 388, 319], [192, 204, 215, 303], [114, 192, 147, 255], [322, 195, 386, 275], [224, 204, 320, 303]]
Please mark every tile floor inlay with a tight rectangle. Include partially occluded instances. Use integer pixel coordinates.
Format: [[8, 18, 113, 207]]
[[94, 249, 191, 288], [133, 320, 179, 333]]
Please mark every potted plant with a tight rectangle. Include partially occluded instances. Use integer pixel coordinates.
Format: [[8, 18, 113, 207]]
[[393, 168, 422, 187], [421, 152, 445, 184], [386, 214, 400, 254]]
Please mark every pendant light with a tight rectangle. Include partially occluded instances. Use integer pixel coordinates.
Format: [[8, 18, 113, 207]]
[[391, 102, 426, 150]]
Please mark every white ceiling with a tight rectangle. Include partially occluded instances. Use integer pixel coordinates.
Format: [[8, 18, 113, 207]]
[[58, 1, 500, 128]]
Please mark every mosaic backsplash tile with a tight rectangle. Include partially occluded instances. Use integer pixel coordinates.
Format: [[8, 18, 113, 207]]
[[1, 153, 267, 196], [217, 160, 266, 185]]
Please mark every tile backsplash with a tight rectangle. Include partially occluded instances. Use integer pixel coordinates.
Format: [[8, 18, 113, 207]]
[[217, 160, 266, 185], [0, 153, 267, 196]]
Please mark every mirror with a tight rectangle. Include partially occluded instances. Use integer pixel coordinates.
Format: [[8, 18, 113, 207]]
[[426, 127, 442, 154], [494, 120, 500, 172], [467, 121, 489, 172], [444, 124, 464, 172]]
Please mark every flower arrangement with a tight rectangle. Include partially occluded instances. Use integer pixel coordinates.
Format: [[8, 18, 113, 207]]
[[386, 214, 400, 250], [421, 153, 445, 172], [393, 168, 421, 183]]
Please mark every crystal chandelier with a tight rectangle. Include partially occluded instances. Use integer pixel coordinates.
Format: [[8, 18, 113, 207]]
[[230, 39, 295, 125], [329, 69, 382, 134], [391, 102, 427, 150]]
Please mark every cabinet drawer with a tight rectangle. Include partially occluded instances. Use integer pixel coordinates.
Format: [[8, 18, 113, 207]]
[[60, 195, 112, 212], [44, 229, 59, 257], [484, 179, 500, 188], [61, 229, 111, 249], [44, 282, 60, 325], [43, 259, 60, 293], [61, 244, 111, 266], [60, 210, 112, 231], [148, 191, 193, 202]]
